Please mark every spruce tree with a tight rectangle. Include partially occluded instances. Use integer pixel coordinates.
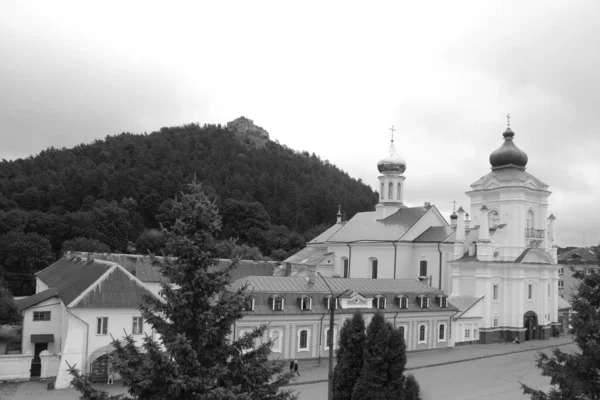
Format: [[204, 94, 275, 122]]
[[333, 311, 366, 400], [522, 250, 600, 400], [69, 182, 296, 400], [351, 312, 407, 400], [404, 374, 422, 400]]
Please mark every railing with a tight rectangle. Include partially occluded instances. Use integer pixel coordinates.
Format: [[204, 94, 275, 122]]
[[525, 228, 545, 238]]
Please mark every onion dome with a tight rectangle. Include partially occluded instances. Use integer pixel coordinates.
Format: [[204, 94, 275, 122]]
[[450, 211, 457, 220], [489, 127, 528, 169], [377, 142, 406, 174]]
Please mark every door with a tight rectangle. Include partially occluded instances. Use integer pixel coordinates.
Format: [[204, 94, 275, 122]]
[[524, 312, 538, 341], [30, 342, 48, 378], [91, 354, 110, 383]]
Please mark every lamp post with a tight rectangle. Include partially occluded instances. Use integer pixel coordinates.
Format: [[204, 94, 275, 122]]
[[318, 272, 350, 400]]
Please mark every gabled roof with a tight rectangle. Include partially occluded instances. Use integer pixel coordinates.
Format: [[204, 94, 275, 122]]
[[324, 206, 431, 243], [71, 267, 155, 308], [229, 276, 443, 296], [283, 247, 332, 265], [448, 294, 484, 318], [16, 288, 58, 311], [558, 296, 572, 311], [413, 226, 456, 243], [308, 222, 346, 244]]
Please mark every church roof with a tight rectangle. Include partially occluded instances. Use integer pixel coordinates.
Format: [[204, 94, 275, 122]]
[[469, 167, 549, 192], [324, 206, 431, 243], [284, 247, 332, 265], [308, 221, 347, 244], [448, 294, 483, 314], [413, 226, 456, 242], [229, 276, 442, 295]]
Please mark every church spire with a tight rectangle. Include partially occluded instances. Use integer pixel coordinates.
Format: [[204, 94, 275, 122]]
[[375, 126, 407, 219]]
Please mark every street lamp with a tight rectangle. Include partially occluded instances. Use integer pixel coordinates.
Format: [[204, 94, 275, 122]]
[[318, 272, 350, 400]]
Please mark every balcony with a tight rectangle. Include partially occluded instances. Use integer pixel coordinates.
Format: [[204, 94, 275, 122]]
[[525, 228, 545, 239]]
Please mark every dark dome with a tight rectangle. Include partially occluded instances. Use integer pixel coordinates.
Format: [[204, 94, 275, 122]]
[[489, 127, 528, 169], [377, 142, 406, 174]]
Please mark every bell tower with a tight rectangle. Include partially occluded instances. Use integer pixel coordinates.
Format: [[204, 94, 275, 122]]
[[375, 126, 407, 219]]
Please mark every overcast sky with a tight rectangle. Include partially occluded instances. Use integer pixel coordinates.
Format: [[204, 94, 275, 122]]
[[1, 1, 599, 247]]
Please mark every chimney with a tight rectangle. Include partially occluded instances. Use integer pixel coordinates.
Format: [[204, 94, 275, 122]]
[[307, 265, 317, 285], [479, 205, 490, 242], [424, 202, 431, 207], [285, 262, 292, 277], [456, 207, 466, 242], [465, 213, 471, 229], [336, 205, 342, 223]]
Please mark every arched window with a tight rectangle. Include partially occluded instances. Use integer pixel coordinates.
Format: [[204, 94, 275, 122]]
[[243, 297, 255, 311], [397, 295, 408, 309], [438, 296, 447, 308], [238, 328, 255, 353], [300, 296, 312, 311], [526, 210, 535, 230], [298, 329, 309, 351], [438, 324, 446, 341], [380, 182, 384, 199], [271, 296, 284, 311], [418, 324, 427, 343], [342, 258, 349, 278], [419, 260, 427, 277], [371, 259, 378, 279], [419, 296, 429, 308], [326, 296, 338, 310], [488, 210, 500, 227], [398, 325, 405, 340], [388, 182, 393, 199], [397, 183, 402, 200], [269, 328, 283, 353], [372, 296, 386, 309]]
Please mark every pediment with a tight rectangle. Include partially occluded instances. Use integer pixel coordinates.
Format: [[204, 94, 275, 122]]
[[340, 292, 372, 309], [520, 248, 553, 264]]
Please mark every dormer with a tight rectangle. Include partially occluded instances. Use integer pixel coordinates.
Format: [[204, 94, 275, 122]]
[[270, 295, 284, 311], [299, 295, 312, 311]]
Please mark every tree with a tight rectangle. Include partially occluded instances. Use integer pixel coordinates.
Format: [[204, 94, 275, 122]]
[[351, 312, 408, 400], [522, 248, 600, 400], [134, 229, 166, 254], [70, 182, 296, 400], [404, 374, 422, 400], [61, 237, 110, 254], [333, 311, 366, 400], [0, 279, 21, 326], [0, 231, 55, 273]]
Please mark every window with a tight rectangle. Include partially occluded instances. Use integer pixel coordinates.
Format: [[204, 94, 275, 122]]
[[418, 324, 427, 343], [493, 317, 499, 327], [33, 311, 51, 321], [548, 283, 551, 297], [397, 183, 402, 200], [526, 210, 535, 229], [438, 324, 446, 341], [97, 317, 108, 335], [300, 296, 312, 311], [488, 210, 500, 227], [132, 316, 143, 335], [298, 329, 309, 351], [399, 325, 405, 339], [272, 296, 284, 311], [326, 297, 338, 310], [371, 259, 378, 279], [474, 328, 479, 338], [440, 297, 447, 308], [419, 260, 427, 277], [269, 328, 283, 353], [465, 329, 470, 339], [324, 328, 336, 350], [558, 280, 564, 289], [558, 267, 564, 275], [380, 183, 384, 199], [420, 296, 429, 308], [493, 284, 499, 300], [528, 284, 533, 300], [243, 297, 255, 311], [343, 258, 349, 278], [238, 328, 255, 353], [399, 296, 408, 309], [388, 182, 393, 199], [373, 296, 386, 309]]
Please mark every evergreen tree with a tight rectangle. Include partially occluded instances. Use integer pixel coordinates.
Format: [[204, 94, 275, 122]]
[[0, 279, 21, 326], [69, 182, 296, 400], [351, 312, 407, 400], [404, 374, 422, 400], [333, 311, 366, 400], [522, 249, 600, 400]]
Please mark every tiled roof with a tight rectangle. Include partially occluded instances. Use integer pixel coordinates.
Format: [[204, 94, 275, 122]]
[[448, 294, 483, 313], [229, 276, 443, 296], [308, 222, 346, 244], [284, 247, 332, 265], [558, 248, 598, 264], [16, 288, 58, 311], [36, 257, 114, 305], [325, 206, 431, 242], [413, 226, 456, 242], [558, 296, 571, 311], [71, 267, 155, 308]]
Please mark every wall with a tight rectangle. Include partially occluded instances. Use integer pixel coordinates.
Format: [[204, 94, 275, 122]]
[[40, 350, 61, 379], [21, 297, 64, 354], [55, 313, 88, 389], [0, 353, 34, 381], [36, 277, 49, 293]]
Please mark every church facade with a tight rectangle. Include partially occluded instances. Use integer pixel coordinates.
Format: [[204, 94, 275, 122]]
[[282, 122, 560, 346]]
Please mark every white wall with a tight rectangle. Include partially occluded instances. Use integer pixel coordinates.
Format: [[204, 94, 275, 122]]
[[21, 298, 64, 354], [0, 354, 34, 380], [55, 313, 88, 389], [35, 277, 49, 293]]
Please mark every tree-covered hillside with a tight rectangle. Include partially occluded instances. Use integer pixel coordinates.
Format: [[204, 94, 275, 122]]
[[0, 123, 377, 293]]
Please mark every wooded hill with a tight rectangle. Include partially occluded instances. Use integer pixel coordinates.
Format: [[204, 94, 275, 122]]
[[0, 123, 377, 293]]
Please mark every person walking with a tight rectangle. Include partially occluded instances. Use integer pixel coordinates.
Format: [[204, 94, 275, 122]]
[[291, 359, 300, 377]]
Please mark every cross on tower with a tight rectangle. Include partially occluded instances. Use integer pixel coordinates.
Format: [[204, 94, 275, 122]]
[[453, 200, 457, 211], [389, 125, 396, 143], [506, 114, 511, 127]]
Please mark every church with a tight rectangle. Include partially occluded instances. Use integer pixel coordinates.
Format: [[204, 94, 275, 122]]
[[279, 120, 561, 346]]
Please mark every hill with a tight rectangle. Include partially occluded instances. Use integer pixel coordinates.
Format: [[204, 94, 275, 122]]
[[0, 123, 377, 293]]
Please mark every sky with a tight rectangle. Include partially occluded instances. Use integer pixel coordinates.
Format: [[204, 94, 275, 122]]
[[1, 0, 599, 247]]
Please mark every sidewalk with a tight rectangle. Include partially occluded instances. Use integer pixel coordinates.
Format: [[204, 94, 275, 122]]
[[286, 335, 574, 386]]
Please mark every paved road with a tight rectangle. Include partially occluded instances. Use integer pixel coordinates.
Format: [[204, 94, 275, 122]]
[[295, 343, 577, 400]]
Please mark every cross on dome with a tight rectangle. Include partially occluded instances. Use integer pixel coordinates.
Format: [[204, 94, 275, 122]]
[[506, 114, 511, 127], [389, 125, 396, 143]]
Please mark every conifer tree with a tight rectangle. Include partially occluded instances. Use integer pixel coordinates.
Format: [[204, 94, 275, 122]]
[[69, 182, 296, 400], [522, 250, 600, 400], [333, 311, 366, 400], [404, 374, 422, 400], [351, 312, 407, 400]]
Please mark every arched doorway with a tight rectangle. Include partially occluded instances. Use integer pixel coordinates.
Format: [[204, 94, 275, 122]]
[[524, 311, 538, 341], [90, 353, 111, 383]]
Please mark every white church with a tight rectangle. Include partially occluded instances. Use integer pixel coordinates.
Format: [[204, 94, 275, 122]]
[[283, 121, 560, 345]]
